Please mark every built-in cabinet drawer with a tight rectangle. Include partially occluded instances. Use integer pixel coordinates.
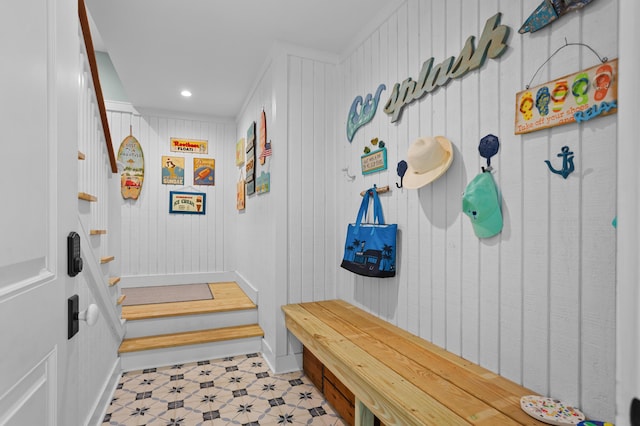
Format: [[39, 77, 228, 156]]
[[302, 346, 385, 426], [303, 346, 323, 392], [324, 372, 355, 425]]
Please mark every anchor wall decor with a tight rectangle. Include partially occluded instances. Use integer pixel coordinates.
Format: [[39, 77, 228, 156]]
[[545, 146, 575, 179], [346, 84, 386, 142]]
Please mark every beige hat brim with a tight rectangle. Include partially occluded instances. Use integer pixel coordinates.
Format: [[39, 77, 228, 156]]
[[403, 136, 454, 189]]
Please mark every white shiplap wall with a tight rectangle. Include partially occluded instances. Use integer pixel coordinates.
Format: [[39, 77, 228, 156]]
[[330, 0, 617, 420], [105, 0, 618, 418], [107, 109, 235, 277], [228, 47, 338, 370]]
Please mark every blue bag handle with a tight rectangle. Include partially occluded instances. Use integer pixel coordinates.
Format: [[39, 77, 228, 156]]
[[354, 187, 385, 229]]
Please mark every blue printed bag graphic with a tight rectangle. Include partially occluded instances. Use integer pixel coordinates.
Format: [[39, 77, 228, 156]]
[[340, 188, 397, 278]]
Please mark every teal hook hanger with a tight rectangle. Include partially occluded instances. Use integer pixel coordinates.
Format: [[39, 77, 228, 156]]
[[545, 146, 575, 179]]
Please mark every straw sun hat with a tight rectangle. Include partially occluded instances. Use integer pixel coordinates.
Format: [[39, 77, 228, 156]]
[[403, 136, 454, 189]]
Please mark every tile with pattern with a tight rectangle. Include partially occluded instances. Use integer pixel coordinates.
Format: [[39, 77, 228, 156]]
[[103, 353, 347, 426]]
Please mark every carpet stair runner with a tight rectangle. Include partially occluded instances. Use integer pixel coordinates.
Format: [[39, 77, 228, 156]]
[[118, 281, 263, 370]]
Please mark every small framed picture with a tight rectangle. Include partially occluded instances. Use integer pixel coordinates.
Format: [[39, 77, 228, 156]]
[[169, 191, 206, 214]]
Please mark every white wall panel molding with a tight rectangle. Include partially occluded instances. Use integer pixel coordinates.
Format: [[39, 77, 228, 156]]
[[0, 348, 57, 426]]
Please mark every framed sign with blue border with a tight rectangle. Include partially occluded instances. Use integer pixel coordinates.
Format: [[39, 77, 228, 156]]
[[169, 191, 206, 214], [361, 147, 387, 175]]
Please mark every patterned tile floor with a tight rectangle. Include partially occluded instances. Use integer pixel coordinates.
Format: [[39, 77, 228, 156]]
[[103, 353, 347, 426]]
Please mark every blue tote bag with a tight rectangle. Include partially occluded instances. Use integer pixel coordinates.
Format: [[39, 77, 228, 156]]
[[340, 188, 397, 278]]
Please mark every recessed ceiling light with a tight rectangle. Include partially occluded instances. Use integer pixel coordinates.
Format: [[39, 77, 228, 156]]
[[181, 90, 192, 97]]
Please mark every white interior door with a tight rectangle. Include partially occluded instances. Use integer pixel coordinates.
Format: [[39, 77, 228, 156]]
[[0, 0, 76, 424]]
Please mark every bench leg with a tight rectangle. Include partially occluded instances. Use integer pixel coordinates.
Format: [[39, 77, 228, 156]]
[[355, 398, 375, 426]]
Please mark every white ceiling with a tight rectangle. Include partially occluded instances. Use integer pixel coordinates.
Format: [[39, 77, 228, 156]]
[[85, 0, 403, 119]]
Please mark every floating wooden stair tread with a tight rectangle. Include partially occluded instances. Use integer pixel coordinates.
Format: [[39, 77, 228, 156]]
[[117, 295, 126, 305], [78, 192, 97, 202], [100, 255, 115, 264], [118, 324, 264, 354], [109, 277, 120, 287], [121, 282, 256, 321], [90, 229, 107, 235], [78, 151, 85, 160]]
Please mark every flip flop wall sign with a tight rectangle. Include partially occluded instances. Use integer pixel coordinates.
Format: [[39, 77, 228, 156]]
[[515, 59, 617, 134], [520, 0, 596, 34]]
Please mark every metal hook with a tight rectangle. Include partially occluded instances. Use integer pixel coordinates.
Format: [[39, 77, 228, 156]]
[[396, 160, 407, 188]]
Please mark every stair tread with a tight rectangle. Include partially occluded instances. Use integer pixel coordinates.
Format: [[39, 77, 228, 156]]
[[119, 324, 264, 353], [122, 282, 256, 321]]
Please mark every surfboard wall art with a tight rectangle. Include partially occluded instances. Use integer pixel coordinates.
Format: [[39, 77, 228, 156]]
[[117, 134, 144, 200]]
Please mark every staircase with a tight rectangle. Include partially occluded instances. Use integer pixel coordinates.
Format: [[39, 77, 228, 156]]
[[118, 281, 263, 371]]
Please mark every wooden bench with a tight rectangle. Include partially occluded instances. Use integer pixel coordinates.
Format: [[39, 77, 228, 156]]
[[282, 299, 546, 426]]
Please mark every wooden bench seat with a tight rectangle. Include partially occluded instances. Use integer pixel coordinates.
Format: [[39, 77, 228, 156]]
[[282, 299, 546, 426]]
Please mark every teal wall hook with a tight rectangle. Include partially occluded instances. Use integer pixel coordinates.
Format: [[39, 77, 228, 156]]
[[545, 146, 575, 179]]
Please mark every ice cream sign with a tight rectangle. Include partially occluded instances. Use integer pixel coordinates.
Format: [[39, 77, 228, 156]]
[[169, 191, 206, 215]]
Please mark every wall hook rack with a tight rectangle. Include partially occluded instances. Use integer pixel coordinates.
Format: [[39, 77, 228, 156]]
[[360, 185, 390, 197]]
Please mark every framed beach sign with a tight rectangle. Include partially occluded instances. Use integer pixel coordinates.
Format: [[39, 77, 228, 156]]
[[361, 147, 387, 175], [169, 191, 206, 214], [515, 59, 618, 134]]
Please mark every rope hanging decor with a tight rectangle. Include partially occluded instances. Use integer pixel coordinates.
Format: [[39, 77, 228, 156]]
[[525, 39, 608, 89]]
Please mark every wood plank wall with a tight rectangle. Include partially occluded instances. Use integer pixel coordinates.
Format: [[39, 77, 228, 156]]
[[106, 110, 235, 276], [333, 0, 617, 420]]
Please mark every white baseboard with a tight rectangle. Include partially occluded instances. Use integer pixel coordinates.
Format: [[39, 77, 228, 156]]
[[87, 357, 121, 426], [274, 353, 302, 375]]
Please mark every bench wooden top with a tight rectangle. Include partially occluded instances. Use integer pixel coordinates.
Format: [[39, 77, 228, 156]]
[[282, 299, 546, 426]]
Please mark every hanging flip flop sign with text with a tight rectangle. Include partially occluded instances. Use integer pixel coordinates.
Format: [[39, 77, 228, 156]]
[[515, 58, 618, 135]]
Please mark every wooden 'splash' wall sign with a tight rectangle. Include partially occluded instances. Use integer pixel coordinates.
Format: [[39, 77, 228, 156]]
[[384, 13, 511, 123]]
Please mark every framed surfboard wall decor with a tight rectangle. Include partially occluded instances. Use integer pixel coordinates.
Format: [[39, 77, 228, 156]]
[[117, 132, 144, 200]]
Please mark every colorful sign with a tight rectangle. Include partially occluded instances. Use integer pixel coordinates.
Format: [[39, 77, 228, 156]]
[[515, 59, 618, 134], [170, 138, 208, 154], [117, 135, 144, 200], [169, 191, 206, 214], [237, 179, 245, 211], [193, 158, 215, 186], [256, 171, 270, 194], [246, 122, 256, 195], [162, 156, 184, 185], [236, 138, 245, 166], [361, 147, 388, 175]]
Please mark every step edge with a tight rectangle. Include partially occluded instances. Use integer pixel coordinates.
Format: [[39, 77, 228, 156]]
[[119, 324, 264, 354], [122, 304, 257, 321]]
